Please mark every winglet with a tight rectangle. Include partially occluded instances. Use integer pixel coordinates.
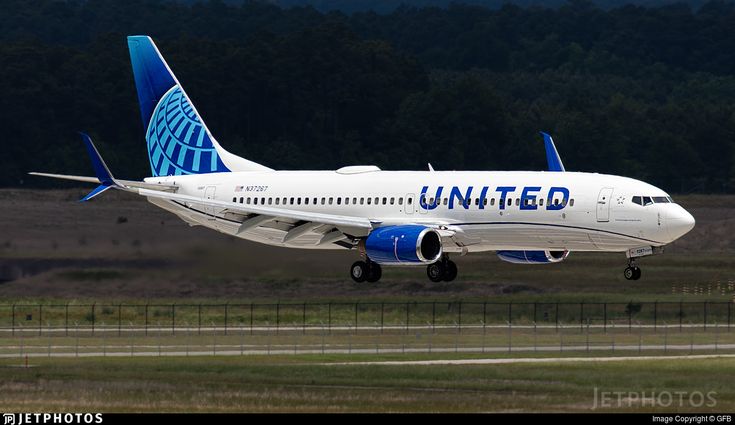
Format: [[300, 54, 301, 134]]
[[79, 133, 119, 201], [541, 132, 565, 172]]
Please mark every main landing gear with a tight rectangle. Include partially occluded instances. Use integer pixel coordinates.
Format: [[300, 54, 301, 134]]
[[426, 256, 457, 283], [350, 260, 382, 283], [624, 259, 642, 281]]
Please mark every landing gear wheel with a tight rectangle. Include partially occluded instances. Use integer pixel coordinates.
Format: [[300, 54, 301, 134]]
[[427, 262, 445, 283], [624, 266, 634, 280], [350, 261, 368, 283], [624, 265, 642, 281], [366, 262, 382, 283], [632, 266, 641, 280], [443, 260, 458, 282]]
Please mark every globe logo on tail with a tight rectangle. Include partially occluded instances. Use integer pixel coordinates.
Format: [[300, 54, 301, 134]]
[[146, 86, 229, 176]]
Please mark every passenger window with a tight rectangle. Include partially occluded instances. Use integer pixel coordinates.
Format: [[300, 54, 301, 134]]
[[390, 197, 395, 205], [239, 197, 243, 203], [490, 198, 495, 206], [554, 199, 559, 206], [261, 197, 265, 205], [570, 199, 574, 207], [398, 198, 403, 205], [329, 197, 334, 205], [515, 198, 520, 207], [337, 197, 341, 205], [407, 198, 412, 205], [360, 197, 365, 205], [475, 198, 479, 206], [321, 198, 325, 205], [483, 198, 487, 206], [254, 198, 258, 205], [539, 198, 543, 206], [345, 198, 349, 205], [232, 197, 236, 203], [289, 197, 293, 205], [429, 197, 434, 206], [246, 198, 251, 205], [375, 197, 379, 205], [367, 198, 372, 205], [275, 198, 280, 205], [297, 198, 301, 205], [507, 198, 512, 207], [643, 196, 653, 206], [305, 198, 309, 205], [268, 198, 273, 205], [382, 197, 387, 205]]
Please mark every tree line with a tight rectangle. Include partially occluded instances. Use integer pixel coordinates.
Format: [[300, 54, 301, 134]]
[[1, 0, 734, 192]]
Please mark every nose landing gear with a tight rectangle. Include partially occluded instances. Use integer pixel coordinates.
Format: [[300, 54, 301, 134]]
[[624, 259, 642, 281]]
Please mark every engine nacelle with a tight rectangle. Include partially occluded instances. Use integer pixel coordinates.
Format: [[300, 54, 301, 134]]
[[496, 250, 569, 264], [363, 225, 443, 265]]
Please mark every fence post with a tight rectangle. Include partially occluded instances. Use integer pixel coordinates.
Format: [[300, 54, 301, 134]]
[[145, 304, 149, 336], [603, 303, 607, 333], [302, 303, 306, 335], [172, 304, 176, 335], [679, 300, 683, 332], [223, 304, 228, 336], [65, 303, 69, 336], [458, 301, 462, 334], [380, 302, 384, 334], [328, 302, 332, 334], [555, 302, 559, 332], [354, 302, 358, 329], [728, 302, 731, 332], [198, 304, 202, 335], [11, 304, 15, 336], [406, 302, 410, 333], [118, 304, 122, 337], [432, 302, 436, 334], [580, 302, 584, 332], [250, 303, 254, 336], [38, 304, 42, 336], [703, 301, 708, 332], [507, 302, 511, 327], [483, 302, 487, 329], [533, 302, 537, 324], [276, 303, 280, 335], [91, 303, 95, 335], [653, 301, 657, 334]]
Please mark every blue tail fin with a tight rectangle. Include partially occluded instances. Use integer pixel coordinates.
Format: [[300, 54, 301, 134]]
[[128, 36, 237, 177]]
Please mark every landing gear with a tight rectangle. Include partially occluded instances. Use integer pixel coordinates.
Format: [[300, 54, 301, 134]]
[[427, 256, 458, 282], [350, 260, 382, 283], [624, 260, 642, 281]]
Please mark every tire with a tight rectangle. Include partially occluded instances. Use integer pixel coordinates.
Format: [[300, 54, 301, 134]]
[[366, 263, 382, 283], [632, 266, 642, 281], [350, 261, 368, 283], [443, 260, 458, 282], [624, 266, 634, 280], [427, 262, 445, 283]]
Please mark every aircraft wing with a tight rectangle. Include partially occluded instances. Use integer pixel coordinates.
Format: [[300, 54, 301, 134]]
[[135, 187, 375, 245]]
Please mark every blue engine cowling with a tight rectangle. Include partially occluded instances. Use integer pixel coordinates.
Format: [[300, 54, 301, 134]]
[[496, 250, 569, 264], [363, 225, 443, 265]]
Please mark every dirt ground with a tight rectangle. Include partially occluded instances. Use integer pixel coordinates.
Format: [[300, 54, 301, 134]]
[[0, 189, 733, 301]]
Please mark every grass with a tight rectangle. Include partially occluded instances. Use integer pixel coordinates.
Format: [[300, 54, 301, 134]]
[[0, 355, 733, 412]]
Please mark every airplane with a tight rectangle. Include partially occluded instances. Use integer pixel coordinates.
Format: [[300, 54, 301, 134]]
[[30, 36, 696, 283]]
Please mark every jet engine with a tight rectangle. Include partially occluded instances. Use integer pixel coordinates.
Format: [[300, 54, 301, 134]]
[[362, 225, 442, 265]]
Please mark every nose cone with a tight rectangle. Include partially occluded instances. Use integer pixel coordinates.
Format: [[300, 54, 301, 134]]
[[666, 205, 695, 241]]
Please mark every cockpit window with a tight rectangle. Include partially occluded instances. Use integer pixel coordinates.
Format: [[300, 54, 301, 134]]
[[642, 196, 653, 206], [652, 196, 670, 203], [632, 196, 642, 206]]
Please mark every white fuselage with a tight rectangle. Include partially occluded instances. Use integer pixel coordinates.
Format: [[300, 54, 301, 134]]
[[142, 169, 695, 255]]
